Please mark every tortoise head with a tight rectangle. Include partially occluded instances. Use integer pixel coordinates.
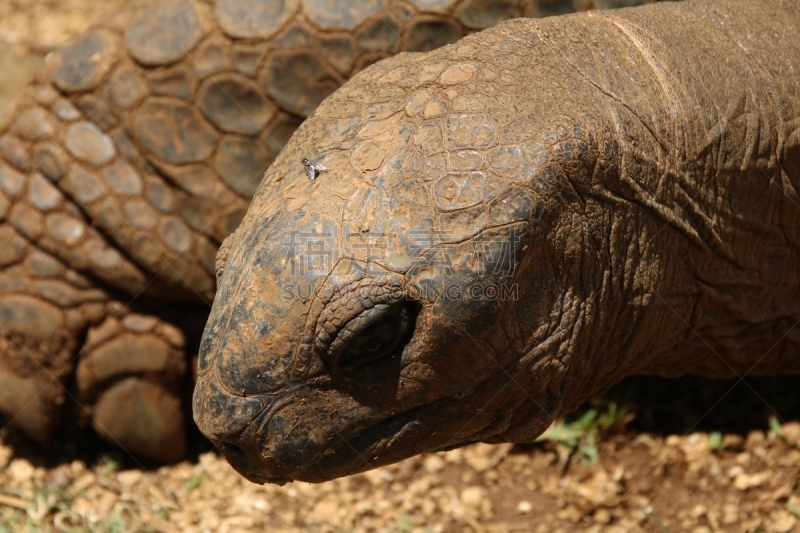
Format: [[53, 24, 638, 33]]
[[193, 28, 600, 484]]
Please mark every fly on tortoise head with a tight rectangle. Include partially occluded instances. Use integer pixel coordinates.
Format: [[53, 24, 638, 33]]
[[302, 158, 326, 180]]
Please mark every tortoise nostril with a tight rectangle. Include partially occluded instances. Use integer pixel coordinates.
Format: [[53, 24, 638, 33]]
[[218, 440, 248, 462]]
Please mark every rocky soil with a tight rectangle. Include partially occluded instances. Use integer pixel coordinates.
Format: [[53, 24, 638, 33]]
[[2, 373, 799, 532], [0, 1, 799, 532], [1, 384, 800, 533]]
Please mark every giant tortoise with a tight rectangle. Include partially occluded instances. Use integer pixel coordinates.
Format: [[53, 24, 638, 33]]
[[0, 0, 665, 462], [192, 0, 800, 484]]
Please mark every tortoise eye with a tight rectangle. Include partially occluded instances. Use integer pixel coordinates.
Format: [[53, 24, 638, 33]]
[[328, 301, 418, 372]]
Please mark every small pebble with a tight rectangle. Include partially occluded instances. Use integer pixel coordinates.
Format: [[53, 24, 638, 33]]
[[517, 501, 533, 514]]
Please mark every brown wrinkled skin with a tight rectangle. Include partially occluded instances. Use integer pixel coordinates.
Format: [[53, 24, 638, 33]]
[[0, 0, 651, 462], [193, 0, 800, 484]]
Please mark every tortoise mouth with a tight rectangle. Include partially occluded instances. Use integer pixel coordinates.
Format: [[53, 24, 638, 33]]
[[293, 407, 437, 483], [231, 387, 484, 484], [217, 441, 292, 485]]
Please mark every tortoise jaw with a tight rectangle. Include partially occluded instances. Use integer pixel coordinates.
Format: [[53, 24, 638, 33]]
[[194, 371, 426, 484], [216, 440, 293, 485], [225, 391, 483, 484], [230, 408, 429, 484], [286, 393, 492, 483]]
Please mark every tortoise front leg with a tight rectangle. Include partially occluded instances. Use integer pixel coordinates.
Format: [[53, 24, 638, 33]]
[[0, 223, 107, 442], [75, 314, 188, 462], [0, 223, 190, 461]]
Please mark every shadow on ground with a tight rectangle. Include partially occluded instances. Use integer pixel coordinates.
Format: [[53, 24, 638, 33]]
[[0, 418, 214, 472], [602, 374, 800, 435], [2, 374, 798, 472]]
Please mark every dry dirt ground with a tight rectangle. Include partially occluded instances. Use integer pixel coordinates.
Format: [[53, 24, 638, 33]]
[[1, 377, 799, 532], [1, 2, 799, 532]]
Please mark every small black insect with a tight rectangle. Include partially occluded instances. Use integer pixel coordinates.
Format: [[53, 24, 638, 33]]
[[302, 158, 326, 180]]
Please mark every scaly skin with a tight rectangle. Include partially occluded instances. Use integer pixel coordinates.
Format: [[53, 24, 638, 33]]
[[193, 0, 800, 484], [0, 0, 651, 461]]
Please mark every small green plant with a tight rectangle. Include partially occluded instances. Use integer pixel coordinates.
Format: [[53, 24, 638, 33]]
[[769, 416, 783, 437], [154, 506, 172, 521], [394, 513, 414, 533], [769, 415, 800, 451], [100, 454, 121, 474], [0, 514, 23, 533], [787, 501, 800, 519], [707, 432, 726, 451], [62, 527, 90, 533], [535, 401, 630, 465], [391, 513, 433, 533], [23, 484, 75, 524], [64, 513, 132, 533], [101, 512, 127, 533], [24, 520, 47, 533], [182, 473, 206, 494]]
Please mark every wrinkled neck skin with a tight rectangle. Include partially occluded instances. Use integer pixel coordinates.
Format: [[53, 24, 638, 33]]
[[193, 0, 800, 484]]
